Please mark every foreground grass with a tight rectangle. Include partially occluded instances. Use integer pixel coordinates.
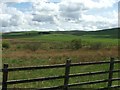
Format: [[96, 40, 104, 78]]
[[3, 47, 119, 67], [2, 47, 119, 88], [6, 62, 119, 88]]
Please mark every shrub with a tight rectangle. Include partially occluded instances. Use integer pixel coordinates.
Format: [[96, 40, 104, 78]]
[[89, 42, 102, 50], [24, 43, 40, 51], [70, 39, 82, 50], [2, 41, 10, 49], [16, 44, 23, 49]]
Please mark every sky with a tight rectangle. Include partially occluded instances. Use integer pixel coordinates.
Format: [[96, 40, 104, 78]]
[[0, 0, 119, 32]]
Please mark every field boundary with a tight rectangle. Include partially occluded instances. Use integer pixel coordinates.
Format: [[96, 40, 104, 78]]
[[1, 58, 120, 90]]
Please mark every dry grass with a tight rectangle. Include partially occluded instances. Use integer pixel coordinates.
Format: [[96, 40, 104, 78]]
[[2, 39, 119, 88], [2, 39, 119, 67], [3, 47, 118, 64]]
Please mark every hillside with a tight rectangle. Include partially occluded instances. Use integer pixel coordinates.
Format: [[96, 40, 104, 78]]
[[2, 28, 119, 39], [53, 28, 119, 39]]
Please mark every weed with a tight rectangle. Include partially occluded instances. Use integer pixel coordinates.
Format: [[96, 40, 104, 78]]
[[23, 43, 40, 52], [89, 42, 103, 50], [70, 39, 82, 50], [2, 41, 10, 49]]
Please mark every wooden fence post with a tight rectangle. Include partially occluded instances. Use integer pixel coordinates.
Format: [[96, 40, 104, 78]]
[[64, 59, 71, 90], [107, 58, 114, 88], [2, 64, 8, 90]]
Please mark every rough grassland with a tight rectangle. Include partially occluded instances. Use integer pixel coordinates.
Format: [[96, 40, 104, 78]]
[[2, 29, 120, 88]]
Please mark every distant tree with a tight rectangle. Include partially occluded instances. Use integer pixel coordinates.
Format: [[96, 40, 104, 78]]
[[38, 32, 50, 34]]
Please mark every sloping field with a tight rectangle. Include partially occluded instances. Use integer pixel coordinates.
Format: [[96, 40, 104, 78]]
[[1, 28, 119, 88]]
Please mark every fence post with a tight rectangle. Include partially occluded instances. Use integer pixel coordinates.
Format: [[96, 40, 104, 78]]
[[64, 59, 71, 90], [107, 58, 114, 88], [2, 64, 8, 90]]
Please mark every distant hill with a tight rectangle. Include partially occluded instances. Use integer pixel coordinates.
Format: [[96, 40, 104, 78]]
[[52, 28, 119, 39], [2, 28, 119, 39]]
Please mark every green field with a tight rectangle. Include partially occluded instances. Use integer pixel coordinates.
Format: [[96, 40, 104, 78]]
[[2, 28, 120, 88], [3, 28, 119, 45]]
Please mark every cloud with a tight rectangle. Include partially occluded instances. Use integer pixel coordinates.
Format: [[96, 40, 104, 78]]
[[62, 0, 119, 9], [0, 0, 29, 3], [0, 0, 118, 32], [0, 0, 48, 3], [0, 3, 34, 32], [59, 1, 86, 22], [31, 1, 58, 23]]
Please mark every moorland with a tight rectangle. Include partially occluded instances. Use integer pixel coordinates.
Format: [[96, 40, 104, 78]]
[[2, 28, 119, 88]]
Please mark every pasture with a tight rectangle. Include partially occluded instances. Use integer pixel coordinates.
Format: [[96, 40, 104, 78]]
[[2, 28, 120, 88]]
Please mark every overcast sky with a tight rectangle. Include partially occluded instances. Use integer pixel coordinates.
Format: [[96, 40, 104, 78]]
[[0, 0, 119, 32]]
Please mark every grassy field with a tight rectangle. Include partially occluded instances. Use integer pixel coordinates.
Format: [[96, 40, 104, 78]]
[[2, 28, 120, 88]]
